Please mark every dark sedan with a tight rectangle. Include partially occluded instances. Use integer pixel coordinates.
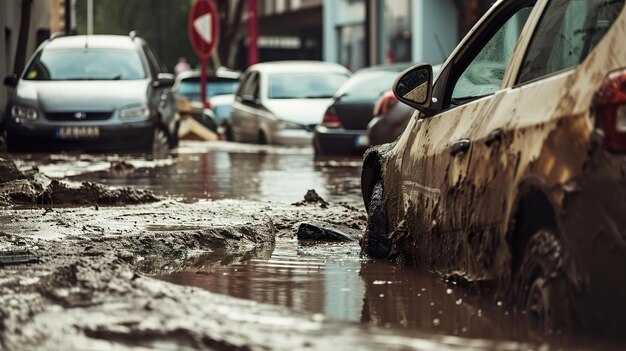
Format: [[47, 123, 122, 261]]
[[313, 63, 410, 156], [368, 65, 441, 146]]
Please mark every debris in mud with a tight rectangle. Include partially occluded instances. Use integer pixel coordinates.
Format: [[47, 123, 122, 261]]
[[297, 221, 359, 242], [0, 158, 158, 206], [40, 180, 158, 205], [110, 160, 136, 176], [292, 189, 329, 208]]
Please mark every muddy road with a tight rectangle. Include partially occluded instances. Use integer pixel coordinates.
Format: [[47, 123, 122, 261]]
[[0, 142, 619, 350]]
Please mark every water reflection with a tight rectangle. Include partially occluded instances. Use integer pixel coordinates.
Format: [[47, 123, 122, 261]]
[[13, 142, 363, 205], [157, 241, 533, 342]]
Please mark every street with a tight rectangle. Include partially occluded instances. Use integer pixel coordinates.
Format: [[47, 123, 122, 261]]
[[0, 141, 617, 350]]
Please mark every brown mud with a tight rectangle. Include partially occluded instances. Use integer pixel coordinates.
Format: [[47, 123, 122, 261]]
[[0, 198, 540, 350], [0, 158, 159, 206]]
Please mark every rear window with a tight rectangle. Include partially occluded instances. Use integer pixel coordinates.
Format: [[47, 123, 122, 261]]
[[334, 70, 402, 100], [176, 78, 239, 101], [518, 0, 625, 84], [268, 73, 349, 99], [24, 48, 146, 80]]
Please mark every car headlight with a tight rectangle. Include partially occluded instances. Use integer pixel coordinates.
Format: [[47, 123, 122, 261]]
[[11, 105, 38, 121], [119, 104, 150, 119], [277, 120, 303, 130]]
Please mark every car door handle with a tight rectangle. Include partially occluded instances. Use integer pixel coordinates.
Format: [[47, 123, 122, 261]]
[[485, 129, 503, 147], [450, 139, 471, 156]]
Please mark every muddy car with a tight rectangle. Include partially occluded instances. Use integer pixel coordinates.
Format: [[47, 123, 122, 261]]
[[360, 0, 626, 335]]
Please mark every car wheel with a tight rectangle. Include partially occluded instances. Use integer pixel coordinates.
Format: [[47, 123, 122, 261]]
[[151, 126, 170, 156], [515, 229, 571, 335], [224, 123, 234, 142], [0, 130, 7, 153], [258, 131, 268, 145], [361, 180, 391, 259], [170, 121, 180, 148]]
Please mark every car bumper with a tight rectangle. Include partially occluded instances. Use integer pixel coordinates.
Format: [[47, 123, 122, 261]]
[[313, 126, 369, 156], [7, 122, 153, 152]]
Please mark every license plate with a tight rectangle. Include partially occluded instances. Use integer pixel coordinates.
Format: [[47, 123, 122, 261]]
[[55, 126, 100, 139], [355, 135, 369, 146]]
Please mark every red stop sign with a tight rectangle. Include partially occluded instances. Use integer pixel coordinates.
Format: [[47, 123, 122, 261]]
[[188, 0, 219, 59]]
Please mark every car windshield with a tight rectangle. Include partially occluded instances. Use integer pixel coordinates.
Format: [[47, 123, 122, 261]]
[[24, 48, 146, 80], [176, 78, 239, 101], [268, 73, 349, 99], [335, 70, 402, 100]]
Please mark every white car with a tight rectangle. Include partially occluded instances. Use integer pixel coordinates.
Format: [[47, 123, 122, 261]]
[[229, 61, 350, 146]]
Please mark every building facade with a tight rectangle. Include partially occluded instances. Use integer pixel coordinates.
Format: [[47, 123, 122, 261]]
[[256, 0, 323, 62], [1, 0, 53, 123], [323, 0, 487, 71]]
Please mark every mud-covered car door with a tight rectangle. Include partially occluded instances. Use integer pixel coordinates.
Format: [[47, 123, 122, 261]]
[[468, 0, 626, 283], [394, 1, 537, 273]]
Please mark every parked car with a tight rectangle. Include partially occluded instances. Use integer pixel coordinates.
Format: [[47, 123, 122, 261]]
[[229, 61, 350, 145], [313, 63, 411, 156], [360, 0, 626, 335], [3, 33, 178, 152], [368, 65, 441, 146], [172, 68, 240, 133]]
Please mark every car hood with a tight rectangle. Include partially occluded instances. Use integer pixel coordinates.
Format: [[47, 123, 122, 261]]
[[16, 80, 149, 112], [263, 99, 333, 125]]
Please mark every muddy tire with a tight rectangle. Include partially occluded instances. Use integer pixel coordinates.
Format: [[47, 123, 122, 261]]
[[170, 121, 180, 148], [258, 131, 268, 145], [515, 229, 571, 335], [0, 130, 7, 153], [224, 123, 234, 142], [362, 180, 391, 259]]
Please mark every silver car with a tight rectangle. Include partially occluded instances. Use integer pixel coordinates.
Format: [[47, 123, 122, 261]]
[[229, 61, 350, 146], [2, 33, 177, 152]]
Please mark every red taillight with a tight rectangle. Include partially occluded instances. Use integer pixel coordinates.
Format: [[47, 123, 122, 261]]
[[593, 69, 626, 152], [373, 90, 398, 117], [322, 108, 342, 128], [204, 100, 212, 109]]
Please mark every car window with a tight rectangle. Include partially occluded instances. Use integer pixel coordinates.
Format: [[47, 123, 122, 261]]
[[268, 73, 348, 99], [24, 48, 147, 81], [449, 6, 533, 107], [238, 71, 259, 98], [245, 72, 260, 99], [236, 72, 250, 97], [518, 0, 625, 84], [335, 69, 404, 101], [176, 78, 239, 101], [142, 44, 162, 78]]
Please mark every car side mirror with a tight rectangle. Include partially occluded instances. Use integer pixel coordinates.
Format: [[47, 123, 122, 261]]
[[153, 73, 175, 88], [392, 63, 434, 115], [242, 95, 259, 106], [4, 74, 18, 88]]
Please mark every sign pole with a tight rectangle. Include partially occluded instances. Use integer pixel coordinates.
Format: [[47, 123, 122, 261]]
[[200, 58, 208, 107], [248, 0, 258, 66], [188, 0, 220, 108]]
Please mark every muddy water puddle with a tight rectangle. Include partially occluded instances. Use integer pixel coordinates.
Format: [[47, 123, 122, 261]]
[[156, 240, 538, 343], [10, 141, 363, 206]]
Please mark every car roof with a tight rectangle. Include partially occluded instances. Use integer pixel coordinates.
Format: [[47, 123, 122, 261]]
[[43, 35, 138, 51], [248, 61, 350, 75]]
